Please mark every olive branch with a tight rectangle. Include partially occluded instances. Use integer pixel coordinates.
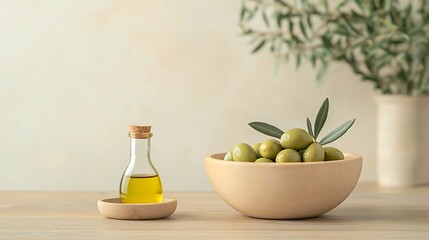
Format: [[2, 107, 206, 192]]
[[240, 0, 429, 96], [249, 98, 355, 146]]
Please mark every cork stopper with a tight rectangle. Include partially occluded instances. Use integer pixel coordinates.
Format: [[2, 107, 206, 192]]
[[128, 125, 151, 134], [128, 125, 153, 139]]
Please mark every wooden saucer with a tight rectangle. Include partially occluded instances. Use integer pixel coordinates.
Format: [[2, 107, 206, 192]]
[[98, 198, 177, 220]]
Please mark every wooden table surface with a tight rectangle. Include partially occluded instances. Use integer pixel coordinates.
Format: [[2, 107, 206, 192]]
[[0, 183, 428, 239]]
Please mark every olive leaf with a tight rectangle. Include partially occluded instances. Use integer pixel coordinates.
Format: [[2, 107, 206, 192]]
[[239, 4, 247, 22], [306, 117, 314, 138], [262, 9, 270, 27], [422, 83, 429, 94], [252, 39, 266, 54], [319, 118, 356, 145], [306, 15, 313, 29], [313, 98, 329, 139], [274, 0, 290, 8], [295, 54, 302, 69], [299, 18, 308, 39], [316, 63, 328, 82], [248, 122, 284, 138]]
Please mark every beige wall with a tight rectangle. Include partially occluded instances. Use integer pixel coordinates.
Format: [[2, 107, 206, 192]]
[[0, 1, 377, 191]]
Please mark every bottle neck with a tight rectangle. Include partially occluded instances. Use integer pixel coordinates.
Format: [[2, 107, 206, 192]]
[[130, 137, 151, 162]]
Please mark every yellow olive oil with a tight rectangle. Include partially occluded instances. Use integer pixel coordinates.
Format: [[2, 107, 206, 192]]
[[120, 174, 163, 203]]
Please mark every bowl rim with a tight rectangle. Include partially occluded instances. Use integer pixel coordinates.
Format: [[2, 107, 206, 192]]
[[206, 152, 362, 166]]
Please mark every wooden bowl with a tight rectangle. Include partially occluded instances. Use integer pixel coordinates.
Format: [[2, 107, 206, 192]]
[[97, 198, 177, 220], [205, 153, 362, 219]]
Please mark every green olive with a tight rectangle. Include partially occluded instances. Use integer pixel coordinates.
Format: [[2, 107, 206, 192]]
[[280, 128, 313, 150], [276, 149, 301, 163], [259, 139, 282, 159], [252, 143, 262, 158], [303, 142, 325, 162], [255, 158, 275, 163], [224, 151, 234, 161], [232, 143, 257, 162], [324, 147, 345, 161]]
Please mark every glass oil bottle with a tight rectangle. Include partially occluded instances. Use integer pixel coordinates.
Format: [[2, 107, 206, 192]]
[[120, 125, 163, 203]]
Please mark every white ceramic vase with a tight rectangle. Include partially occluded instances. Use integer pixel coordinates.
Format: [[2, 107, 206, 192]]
[[376, 96, 429, 187]]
